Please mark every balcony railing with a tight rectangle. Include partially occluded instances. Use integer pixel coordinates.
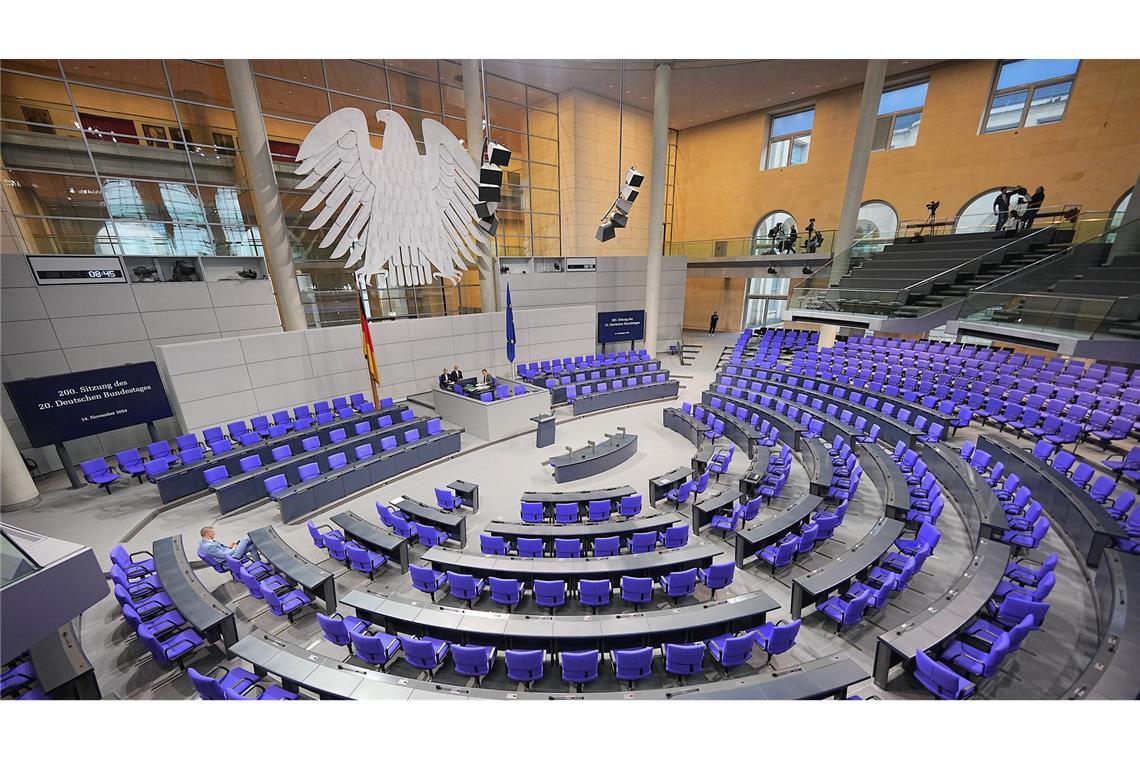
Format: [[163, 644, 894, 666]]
[[665, 228, 840, 259]]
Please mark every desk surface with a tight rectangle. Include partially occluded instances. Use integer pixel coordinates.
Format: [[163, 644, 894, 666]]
[[795, 517, 906, 597], [330, 511, 409, 554], [738, 495, 823, 548], [859, 441, 909, 510], [549, 433, 638, 468], [248, 526, 331, 591], [651, 466, 693, 488], [389, 496, 466, 530], [421, 542, 722, 581], [521, 485, 637, 505], [152, 535, 233, 632], [672, 654, 868, 700], [921, 442, 1009, 535], [485, 512, 679, 540]]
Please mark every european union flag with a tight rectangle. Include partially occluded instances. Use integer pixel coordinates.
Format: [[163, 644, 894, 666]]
[[505, 281, 517, 363]]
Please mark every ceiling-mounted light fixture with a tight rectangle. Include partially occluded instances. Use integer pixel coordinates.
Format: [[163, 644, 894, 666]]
[[596, 60, 641, 244]]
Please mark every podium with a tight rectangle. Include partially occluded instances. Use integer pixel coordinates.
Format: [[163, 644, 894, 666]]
[[531, 415, 556, 448]]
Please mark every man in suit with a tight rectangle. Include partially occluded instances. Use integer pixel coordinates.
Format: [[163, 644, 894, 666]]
[[481, 368, 494, 387], [449, 365, 463, 384], [439, 368, 450, 389], [198, 526, 259, 563]]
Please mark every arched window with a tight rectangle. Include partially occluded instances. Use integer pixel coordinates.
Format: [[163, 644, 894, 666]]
[[1112, 190, 1132, 228], [955, 188, 1005, 234], [856, 200, 899, 241], [751, 210, 798, 254]]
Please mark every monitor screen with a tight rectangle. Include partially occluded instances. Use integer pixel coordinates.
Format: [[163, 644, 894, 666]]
[[598, 310, 646, 343], [4, 362, 174, 448]]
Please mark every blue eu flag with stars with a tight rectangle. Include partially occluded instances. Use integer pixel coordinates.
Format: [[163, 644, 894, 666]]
[[505, 281, 517, 363]]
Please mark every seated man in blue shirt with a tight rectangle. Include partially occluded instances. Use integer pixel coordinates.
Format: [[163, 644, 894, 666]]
[[198, 526, 259, 564]]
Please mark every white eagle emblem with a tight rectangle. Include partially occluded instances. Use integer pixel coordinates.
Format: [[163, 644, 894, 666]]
[[294, 108, 490, 286]]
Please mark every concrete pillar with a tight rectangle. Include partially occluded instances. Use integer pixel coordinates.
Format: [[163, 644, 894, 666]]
[[1, 423, 39, 509], [223, 60, 307, 332], [463, 60, 499, 314], [829, 59, 888, 286], [645, 62, 672, 354], [1107, 171, 1140, 262]]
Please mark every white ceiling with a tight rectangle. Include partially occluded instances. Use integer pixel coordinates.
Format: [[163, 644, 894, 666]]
[[483, 59, 945, 129]]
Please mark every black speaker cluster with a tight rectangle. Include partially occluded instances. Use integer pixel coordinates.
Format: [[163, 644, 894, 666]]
[[596, 167, 644, 242], [475, 141, 512, 236]]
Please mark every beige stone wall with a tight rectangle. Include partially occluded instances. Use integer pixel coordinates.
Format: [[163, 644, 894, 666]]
[[558, 89, 654, 257]]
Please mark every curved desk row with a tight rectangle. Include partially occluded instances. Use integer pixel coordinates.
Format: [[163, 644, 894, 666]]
[[661, 408, 720, 475], [695, 402, 763, 458], [420, 542, 723, 584], [153, 406, 403, 504], [549, 368, 667, 404], [527, 359, 660, 388], [718, 373, 926, 447], [975, 435, 1126, 568], [571, 380, 679, 415], [800, 437, 835, 499], [247, 526, 335, 613], [549, 433, 638, 483], [230, 631, 866, 700], [521, 485, 638, 517], [345, 588, 780, 653], [650, 466, 692, 504], [485, 512, 680, 543], [857, 441, 910, 522], [388, 496, 467, 548], [872, 537, 1011, 689], [722, 387, 859, 447], [735, 495, 824, 566], [152, 535, 237, 649], [328, 511, 411, 573], [701, 391, 804, 451], [692, 487, 746, 535], [790, 517, 906, 619], [271, 428, 462, 523], [739, 448, 773, 500], [920, 442, 1008, 540]]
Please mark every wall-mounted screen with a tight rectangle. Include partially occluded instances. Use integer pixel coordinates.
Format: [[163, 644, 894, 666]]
[[598, 310, 646, 343]]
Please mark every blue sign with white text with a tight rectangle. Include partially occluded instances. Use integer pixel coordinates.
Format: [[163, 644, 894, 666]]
[[598, 310, 646, 343]]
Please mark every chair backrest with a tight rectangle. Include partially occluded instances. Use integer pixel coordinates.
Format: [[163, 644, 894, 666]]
[[662, 525, 689, 548], [489, 576, 522, 600], [302, 436, 320, 452], [630, 532, 657, 553], [271, 445, 292, 462], [534, 579, 566, 602], [264, 474, 288, 495], [187, 667, 226, 700], [505, 649, 544, 680], [204, 465, 229, 487], [328, 452, 348, 470], [554, 538, 581, 557], [665, 643, 706, 672], [578, 578, 610, 602], [239, 454, 261, 472], [663, 568, 698, 594], [409, 564, 441, 592], [298, 462, 321, 481]]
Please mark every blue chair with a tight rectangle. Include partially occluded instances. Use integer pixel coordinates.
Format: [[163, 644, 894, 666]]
[[415, 523, 449, 548], [397, 635, 451, 679], [435, 487, 459, 511], [657, 568, 698, 604], [446, 572, 486, 607], [940, 633, 1011, 679], [264, 474, 288, 497], [452, 644, 497, 685], [489, 577, 525, 611], [750, 619, 801, 664], [628, 531, 658, 554], [560, 650, 600, 691], [203, 466, 229, 490], [913, 649, 975, 700], [81, 458, 120, 494], [663, 643, 705, 684], [709, 505, 743, 539], [756, 534, 798, 575], [704, 633, 754, 674], [517, 537, 545, 558], [110, 544, 156, 579], [324, 534, 350, 563], [534, 579, 567, 611], [555, 502, 580, 524], [480, 534, 510, 556], [554, 538, 582, 558], [521, 501, 546, 523], [619, 494, 643, 518], [612, 646, 654, 688], [666, 481, 694, 508], [593, 536, 620, 557], [505, 649, 545, 689], [305, 520, 343, 550], [147, 440, 179, 466], [115, 449, 147, 482], [345, 543, 386, 579], [587, 499, 611, 521], [621, 576, 654, 609], [817, 588, 871, 633], [659, 524, 690, 549], [260, 579, 311, 623], [697, 561, 736, 598], [410, 565, 447, 601], [188, 665, 274, 700], [578, 579, 611, 611], [315, 612, 370, 653]]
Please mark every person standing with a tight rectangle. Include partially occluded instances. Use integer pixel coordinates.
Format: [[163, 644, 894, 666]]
[[993, 188, 1011, 234], [709, 311, 720, 335], [784, 221, 798, 253], [1021, 186, 1045, 230], [804, 218, 817, 252], [1006, 187, 1028, 233]]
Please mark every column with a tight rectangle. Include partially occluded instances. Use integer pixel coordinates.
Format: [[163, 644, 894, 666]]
[[1107, 171, 1140, 262], [463, 59, 499, 314], [644, 61, 672, 354], [223, 60, 307, 331], [1, 424, 39, 510], [828, 59, 888, 286]]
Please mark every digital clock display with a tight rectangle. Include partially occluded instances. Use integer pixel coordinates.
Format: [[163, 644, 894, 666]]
[[36, 269, 124, 281]]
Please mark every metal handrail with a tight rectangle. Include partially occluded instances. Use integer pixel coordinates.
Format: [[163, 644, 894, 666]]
[[904, 224, 1059, 295]]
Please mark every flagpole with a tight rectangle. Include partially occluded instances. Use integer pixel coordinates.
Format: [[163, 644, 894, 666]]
[[355, 263, 380, 408]]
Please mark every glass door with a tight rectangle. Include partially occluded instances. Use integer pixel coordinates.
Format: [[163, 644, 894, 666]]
[[743, 276, 790, 328]]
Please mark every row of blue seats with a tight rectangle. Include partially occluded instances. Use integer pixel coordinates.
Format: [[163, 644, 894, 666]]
[[564, 374, 670, 400], [957, 444, 1052, 551], [407, 564, 738, 610], [315, 612, 801, 688], [518, 350, 652, 378], [519, 493, 645, 523], [540, 365, 659, 387], [478, 524, 692, 558], [1, 655, 45, 700]]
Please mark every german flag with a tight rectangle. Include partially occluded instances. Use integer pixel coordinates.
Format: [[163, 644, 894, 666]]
[[359, 291, 379, 394]]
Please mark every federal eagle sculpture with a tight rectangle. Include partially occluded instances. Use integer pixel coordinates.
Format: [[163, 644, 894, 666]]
[[294, 108, 490, 286]]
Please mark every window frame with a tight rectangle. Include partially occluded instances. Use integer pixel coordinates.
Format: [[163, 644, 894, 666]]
[[872, 80, 928, 152], [763, 107, 814, 170], [981, 60, 1079, 134]]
